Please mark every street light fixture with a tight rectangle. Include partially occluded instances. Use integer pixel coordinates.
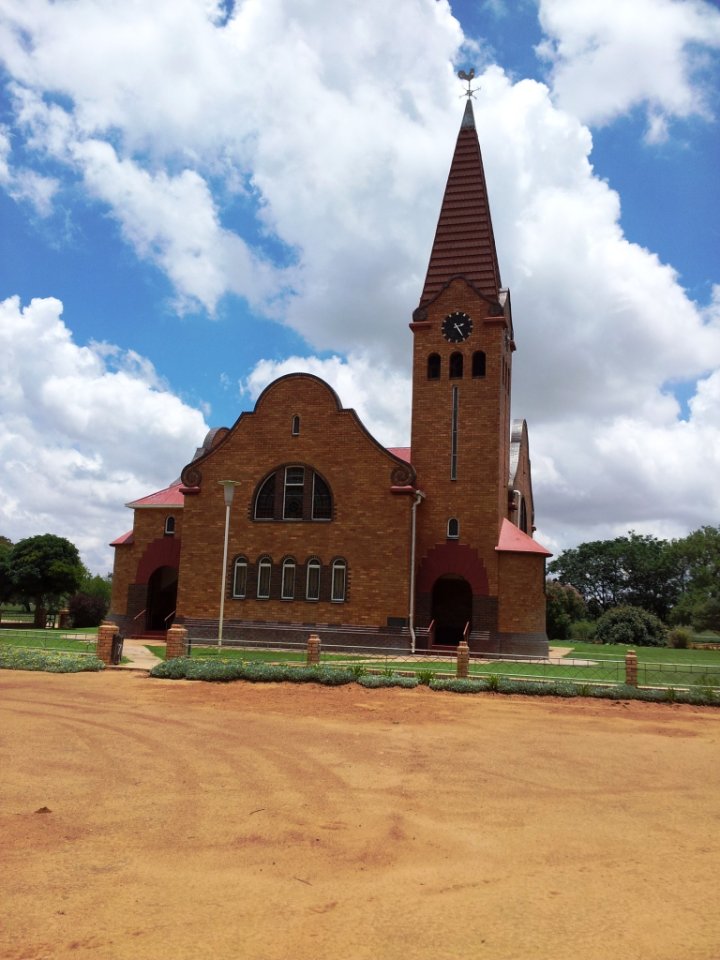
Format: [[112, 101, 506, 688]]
[[217, 480, 241, 650]]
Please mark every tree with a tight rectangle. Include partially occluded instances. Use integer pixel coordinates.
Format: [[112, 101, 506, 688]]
[[669, 526, 720, 625], [67, 569, 112, 627], [546, 581, 586, 641], [0, 537, 14, 605], [595, 605, 667, 647], [9, 535, 84, 626]]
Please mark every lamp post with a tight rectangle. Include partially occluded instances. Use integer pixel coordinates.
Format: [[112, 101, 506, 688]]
[[217, 480, 240, 650]]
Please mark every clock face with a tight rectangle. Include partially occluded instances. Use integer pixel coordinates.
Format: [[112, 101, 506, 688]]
[[442, 311, 473, 343]]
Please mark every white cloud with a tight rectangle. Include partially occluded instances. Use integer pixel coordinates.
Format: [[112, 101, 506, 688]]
[[0, 296, 208, 570], [537, 0, 720, 131]]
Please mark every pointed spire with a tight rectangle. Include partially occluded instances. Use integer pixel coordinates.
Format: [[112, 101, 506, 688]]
[[418, 99, 502, 308]]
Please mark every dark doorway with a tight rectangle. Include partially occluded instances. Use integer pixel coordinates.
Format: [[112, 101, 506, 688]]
[[146, 566, 178, 631], [431, 575, 472, 645]]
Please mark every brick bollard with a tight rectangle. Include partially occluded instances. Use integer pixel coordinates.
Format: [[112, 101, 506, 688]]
[[456, 640, 470, 678], [96, 622, 119, 665], [307, 633, 321, 666], [58, 609, 70, 629], [625, 649, 638, 688], [166, 624, 189, 660]]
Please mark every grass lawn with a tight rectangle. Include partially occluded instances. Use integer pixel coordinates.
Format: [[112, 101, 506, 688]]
[[0, 629, 98, 653]]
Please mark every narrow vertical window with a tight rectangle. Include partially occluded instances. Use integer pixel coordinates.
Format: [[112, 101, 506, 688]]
[[257, 557, 272, 599], [164, 516, 176, 536], [450, 386, 459, 480], [283, 466, 305, 519], [519, 498, 528, 534], [291, 415, 300, 435], [232, 557, 247, 598], [331, 560, 347, 602], [447, 518, 459, 539], [427, 353, 441, 380], [306, 559, 321, 601], [449, 352, 463, 379], [281, 558, 296, 599], [472, 351, 486, 378]]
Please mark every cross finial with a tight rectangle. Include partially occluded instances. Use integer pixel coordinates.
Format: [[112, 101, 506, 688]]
[[458, 68, 478, 99]]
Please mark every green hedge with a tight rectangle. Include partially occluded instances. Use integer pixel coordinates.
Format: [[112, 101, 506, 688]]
[[0, 646, 105, 673]]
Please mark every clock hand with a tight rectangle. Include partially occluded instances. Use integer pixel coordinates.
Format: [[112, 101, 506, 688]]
[[454, 323, 463, 335]]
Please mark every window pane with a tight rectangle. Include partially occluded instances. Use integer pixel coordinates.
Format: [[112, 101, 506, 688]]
[[312, 474, 332, 519], [331, 561, 346, 602], [306, 561, 320, 601], [284, 466, 305, 519], [233, 559, 247, 597], [281, 560, 295, 599], [255, 474, 276, 519], [257, 559, 271, 598]]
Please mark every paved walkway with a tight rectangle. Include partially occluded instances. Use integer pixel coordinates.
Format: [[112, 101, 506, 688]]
[[116, 639, 164, 671]]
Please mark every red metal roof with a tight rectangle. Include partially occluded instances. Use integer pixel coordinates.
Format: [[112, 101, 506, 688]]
[[126, 481, 184, 509], [110, 529, 134, 547], [418, 100, 502, 307], [495, 518, 552, 556], [387, 446, 412, 463]]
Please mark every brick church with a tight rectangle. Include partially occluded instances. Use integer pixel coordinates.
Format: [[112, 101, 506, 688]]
[[109, 99, 551, 656]]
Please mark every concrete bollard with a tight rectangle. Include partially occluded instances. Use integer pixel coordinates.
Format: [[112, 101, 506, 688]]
[[625, 649, 638, 688], [166, 624, 189, 659], [96, 622, 119, 665], [307, 633, 321, 666], [456, 640, 470, 678]]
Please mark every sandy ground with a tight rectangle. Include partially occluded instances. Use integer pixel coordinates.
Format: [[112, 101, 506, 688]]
[[1, 671, 720, 960]]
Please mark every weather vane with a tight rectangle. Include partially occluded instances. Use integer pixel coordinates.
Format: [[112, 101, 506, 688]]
[[458, 68, 478, 99]]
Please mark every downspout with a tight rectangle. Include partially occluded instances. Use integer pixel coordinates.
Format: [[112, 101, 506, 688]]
[[408, 489, 425, 655]]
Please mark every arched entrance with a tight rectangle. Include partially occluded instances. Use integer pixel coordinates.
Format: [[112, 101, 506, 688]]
[[146, 566, 178, 631], [431, 575, 472, 645]]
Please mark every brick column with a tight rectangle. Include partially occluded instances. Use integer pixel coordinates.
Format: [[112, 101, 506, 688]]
[[456, 640, 470, 678], [307, 633, 321, 666], [625, 649, 638, 688], [58, 609, 70, 629], [166, 624, 189, 660], [96, 622, 118, 665]]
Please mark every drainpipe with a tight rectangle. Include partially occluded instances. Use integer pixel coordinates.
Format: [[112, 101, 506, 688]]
[[408, 489, 426, 655]]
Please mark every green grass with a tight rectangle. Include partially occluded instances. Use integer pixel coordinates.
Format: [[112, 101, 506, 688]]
[[559, 640, 720, 665], [0, 630, 97, 652]]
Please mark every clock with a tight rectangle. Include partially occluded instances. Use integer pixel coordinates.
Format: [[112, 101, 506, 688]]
[[442, 311, 473, 343]]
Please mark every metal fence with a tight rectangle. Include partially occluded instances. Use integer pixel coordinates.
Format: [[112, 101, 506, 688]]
[[0, 629, 96, 653]]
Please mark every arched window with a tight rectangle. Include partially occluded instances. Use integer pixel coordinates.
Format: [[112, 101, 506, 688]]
[[447, 518, 459, 539], [306, 558, 321, 601], [232, 557, 248, 598], [257, 557, 272, 599], [472, 351, 486, 378], [253, 466, 333, 521], [449, 352, 463, 379], [255, 473, 276, 519], [427, 353, 441, 380], [331, 559, 347, 602], [164, 516, 176, 536], [281, 558, 296, 600], [291, 415, 300, 435]]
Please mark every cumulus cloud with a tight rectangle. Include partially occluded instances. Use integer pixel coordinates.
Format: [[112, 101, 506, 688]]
[[537, 0, 720, 133], [0, 296, 208, 570]]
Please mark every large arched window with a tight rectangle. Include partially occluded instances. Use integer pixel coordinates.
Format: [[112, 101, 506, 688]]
[[449, 352, 463, 379], [472, 351, 486, 378], [253, 465, 333, 521], [232, 556, 248, 598], [331, 559, 347, 602], [427, 353, 441, 380]]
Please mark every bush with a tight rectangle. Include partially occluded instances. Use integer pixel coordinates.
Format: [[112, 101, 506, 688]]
[[357, 674, 419, 689], [546, 581, 586, 640], [0, 646, 104, 673], [667, 627, 693, 649], [68, 591, 109, 628], [569, 619, 597, 642], [595, 605, 667, 647]]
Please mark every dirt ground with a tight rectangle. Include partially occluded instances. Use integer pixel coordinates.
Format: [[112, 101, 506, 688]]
[[1, 671, 720, 960]]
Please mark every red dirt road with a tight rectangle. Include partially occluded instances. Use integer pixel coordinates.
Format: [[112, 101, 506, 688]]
[[1, 670, 720, 960]]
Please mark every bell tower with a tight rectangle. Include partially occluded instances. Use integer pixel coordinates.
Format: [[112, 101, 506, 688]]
[[410, 98, 549, 655]]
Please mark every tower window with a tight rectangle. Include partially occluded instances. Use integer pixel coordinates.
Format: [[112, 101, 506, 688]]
[[450, 386, 459, 480], [331, 559, 347, 602], [472, 351, 486, 378], [164, 516, 176, 536], [427, 353, 441, 380], [447, 518, 460, 539], [449, 352, 463, 379], [291, 415, 300, 435], [232, 557, 248, 598]]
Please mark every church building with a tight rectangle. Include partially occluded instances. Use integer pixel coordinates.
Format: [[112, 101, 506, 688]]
[[109, 99, 551, 656]]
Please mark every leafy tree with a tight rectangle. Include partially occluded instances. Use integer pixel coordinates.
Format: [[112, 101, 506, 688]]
[[691, 598, 720, 634], [669, 526, 720, 625], [0, 537, 14, 605], [9, 535, 84, 626], [595, 605, 667, 647], [68, 592, 109, 628], [546, 581, 586, 641]]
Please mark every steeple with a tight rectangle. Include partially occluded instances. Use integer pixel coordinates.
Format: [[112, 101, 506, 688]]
[[417, 99, 502, 309]]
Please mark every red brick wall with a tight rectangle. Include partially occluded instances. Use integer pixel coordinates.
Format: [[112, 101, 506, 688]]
[[497, 552, 547, 634], [110, 508, 183, 615]]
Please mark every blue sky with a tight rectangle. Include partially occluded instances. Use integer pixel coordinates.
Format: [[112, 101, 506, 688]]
[[1, 0, 719, 572]]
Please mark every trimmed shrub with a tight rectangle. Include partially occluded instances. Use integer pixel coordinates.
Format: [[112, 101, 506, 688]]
[[357, 674, 419, 689], [0, 646, 104, 673], [429, 678, 490, 694], [667, 627, 693, 649], [595, 605, 667, 647]]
